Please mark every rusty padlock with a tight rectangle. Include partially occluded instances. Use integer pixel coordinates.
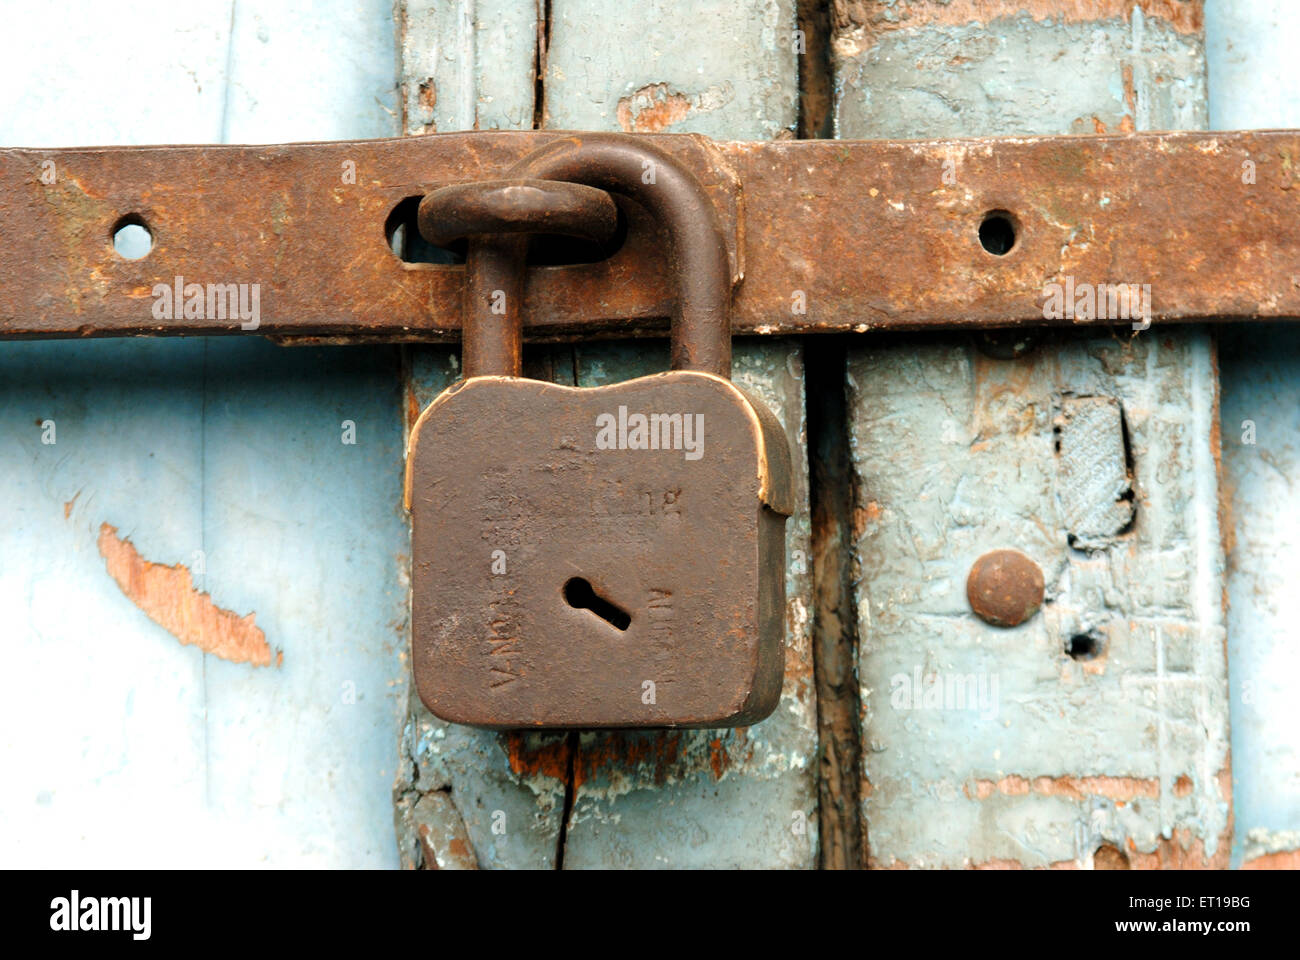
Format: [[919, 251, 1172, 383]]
[[405, 135, 793, 729]]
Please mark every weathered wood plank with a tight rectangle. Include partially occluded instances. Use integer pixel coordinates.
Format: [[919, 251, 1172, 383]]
[[398, 0, 538, 133], [397, 0, 815, 870], [544, 0, 816, 869], [837, 1, 1230, 868], [397, 349, 572, 869], [559, 340, 817, 868], [394, 0, 571, 869], [0, 1, 410, 867], [1206, 0, 1300, 870]]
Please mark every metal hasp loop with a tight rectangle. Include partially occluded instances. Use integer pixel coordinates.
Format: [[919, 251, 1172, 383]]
[[417, 133, 733, 379]]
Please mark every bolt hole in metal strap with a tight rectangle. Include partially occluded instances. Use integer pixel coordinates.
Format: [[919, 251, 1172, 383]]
[[417, 134, 733, 378]]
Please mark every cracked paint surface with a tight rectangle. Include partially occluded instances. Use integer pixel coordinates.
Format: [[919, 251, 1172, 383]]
[[837, 1, 1225, 870], [848, 333, 1229, 868], [834, 5, 1206, 138]]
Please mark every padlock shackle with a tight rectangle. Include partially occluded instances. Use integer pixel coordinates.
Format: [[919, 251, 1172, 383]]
[[419, 179, 619, 381], [508, 135, 732, 378], [446, 135, 733, 380]]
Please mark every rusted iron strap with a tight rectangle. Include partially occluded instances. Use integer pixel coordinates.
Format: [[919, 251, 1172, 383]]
[[1, 130, 1296, 341]]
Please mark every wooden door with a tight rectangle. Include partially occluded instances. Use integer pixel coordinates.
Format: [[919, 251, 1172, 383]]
[[4, 0, 1298, 872]]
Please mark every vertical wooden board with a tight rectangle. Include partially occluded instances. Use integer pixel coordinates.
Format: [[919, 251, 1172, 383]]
[[835, 3, 1230, 868], [558, 340, 816, 868], [545, 0, 796, 137], [393, 1, 571, 869], [1218, 326, 1300, 869], [202, 0, 410, 868], [1206, 0, 1300, 870], [395, 0, 814, 869], [191, 341, 412, 866], [398, 0, 538, 133], [0, 1, 410, 866], [0, 340, 207, 866], [395, 351, 570, 869], [545, 0, 816, 869], [847, 332, 1228, 867]]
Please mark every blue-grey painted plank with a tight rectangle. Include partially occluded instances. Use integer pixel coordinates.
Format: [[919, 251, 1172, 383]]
[[836, 5, 1229, 868], [0, 0, 409, 867], [394, 0, 815, 870], [393, 1, 572, 870], [544, 0, 816, 870], [1207, 0, 1300, 869], [397, 349, 570, 870]]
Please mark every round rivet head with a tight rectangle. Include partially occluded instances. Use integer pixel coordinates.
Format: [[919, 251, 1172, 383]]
[[967, 549, 1044, 627]]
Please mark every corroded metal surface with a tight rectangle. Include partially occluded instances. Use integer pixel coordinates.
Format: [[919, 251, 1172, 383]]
[[966, 549, 1045, 628], [417, 178, 617, 248], [406, 372, 793, 728], [405, 136, 793, 729], [4, 130, 1300, 341]]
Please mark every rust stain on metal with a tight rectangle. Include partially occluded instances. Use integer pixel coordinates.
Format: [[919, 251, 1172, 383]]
[[617, 83, 693, 133], [573, 733, 684, 788], [966, 549, 1044, 627], [6, 130, 1299, 341], [97, 523, 279, 667]]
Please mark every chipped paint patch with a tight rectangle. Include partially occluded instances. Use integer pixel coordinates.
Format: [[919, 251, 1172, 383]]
[[835, 0, 1203, 50], [1243, 849, 1300, 870], [1055, 395, 1135, 549], [967, 774, 1160, 801], [97, 523, 279, 667], [617, 83, 691, 132], [615, 82, 733, 133], [412, 790, 478, 870]]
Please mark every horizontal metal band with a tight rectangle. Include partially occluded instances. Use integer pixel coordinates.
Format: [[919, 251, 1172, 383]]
[[0, 130, 1295, 341]]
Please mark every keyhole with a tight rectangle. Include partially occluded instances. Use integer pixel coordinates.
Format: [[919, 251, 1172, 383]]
[[563, 577, 631, 631]]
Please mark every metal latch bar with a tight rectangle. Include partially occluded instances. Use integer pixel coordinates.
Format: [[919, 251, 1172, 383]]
[[0, 130, 1294, 341]]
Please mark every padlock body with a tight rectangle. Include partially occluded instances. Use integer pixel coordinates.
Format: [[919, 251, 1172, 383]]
[[406, 370, 793, 729]]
